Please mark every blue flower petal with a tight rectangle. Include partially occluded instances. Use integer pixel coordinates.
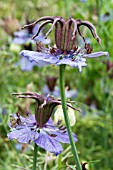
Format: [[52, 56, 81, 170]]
[[32, 24, 42, 35], [13, 37, 29, 44], [46, 130, 78, 144], [56, 57, 87, 72], [20, 50, 59, 66], [65, 90, 78, 98], [8, 128, 39, 143], [35, 133, 63, 155], [18, 57, 36, 71], [35, 35, 51, 44], [85, 51, 109, 59], [14, 30, 28, 37]]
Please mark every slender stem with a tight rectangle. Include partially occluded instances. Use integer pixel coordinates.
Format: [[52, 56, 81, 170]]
[[59, 65, 82, 170], [58, 154, 62, 170], [33, 143, 38, 170]]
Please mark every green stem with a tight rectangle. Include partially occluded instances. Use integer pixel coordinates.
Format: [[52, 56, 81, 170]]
[[58, 154, 62, 170], [33, 143, 38, 170], [59, 65, 82, 170]]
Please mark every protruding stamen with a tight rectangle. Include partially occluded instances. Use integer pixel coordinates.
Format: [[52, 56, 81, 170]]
[[16, 112, 21, 117], [66, 104, 81, 112], [57, 120, 62, 125], [49, 134, 57, 137], [31, 20, 53, 39], [76, 19, 101, 44], [45, 18, 62, 39], [21, 16, 54, 30], [17, 118, 21, 125], [59, 125, 66, 130], [40, 100, 47, 108], [70, 18, 77, 40], [77, 26, 86, 43]]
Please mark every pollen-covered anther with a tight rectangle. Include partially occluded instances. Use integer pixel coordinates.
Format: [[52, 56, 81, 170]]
[[21, 16, 101, 53], [17, 118, 21, 125], [62, 130, 67, 134], [72, 57, 76, 61], [49, 46, 57, 54], [59, 125, 66, 130], [16, 112, 21, 117], [57, 120, 62, 125], [49, 134, 57, 137], [85, 43, 93, 54]]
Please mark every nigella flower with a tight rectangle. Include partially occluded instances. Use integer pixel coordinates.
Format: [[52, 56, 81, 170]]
[[20, 16, 109, 72], [43, 76, 60, 97], [7, 92, 78, 155], [43, 76, 77, 98], [0, 106, 6, 122], [104, 61, 113, 78], [80, 0, 87, 2], [13, 20, 50, 45], [100, 12, 112, 22]]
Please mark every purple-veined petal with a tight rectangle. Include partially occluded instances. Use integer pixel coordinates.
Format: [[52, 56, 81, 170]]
[[54, 131, 78, 144], [8, 128, 39, 143], [45, 128, 78, 144], [34, 133, 63, 155], [84, 51, 109, 59]]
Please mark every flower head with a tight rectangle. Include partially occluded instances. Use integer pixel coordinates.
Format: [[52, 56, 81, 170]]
[[43, 76, 60, 97], [20, 42, 109, 72], [21, 16, 101, 51], [20, 16, 109, 72], [7, 92, 78, 155]]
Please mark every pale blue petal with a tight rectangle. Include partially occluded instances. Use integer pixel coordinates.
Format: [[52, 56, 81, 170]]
[[32, 24, 42, 35], [8, 128, 39, 143], [65, 90, 78, 98], [85, 51, 109, 59], [35, 133, 63, 155], [56, 57, 87, 71], [13, 37, 29, 44], [20, 50, 59, 66], [47, 130, 78, 144], [14, 30, 28, 37], [18, 57, 36, 71], [35, 35, 51, 44]]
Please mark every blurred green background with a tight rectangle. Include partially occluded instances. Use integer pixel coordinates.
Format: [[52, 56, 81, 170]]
[[0, 0, 113, 169]]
